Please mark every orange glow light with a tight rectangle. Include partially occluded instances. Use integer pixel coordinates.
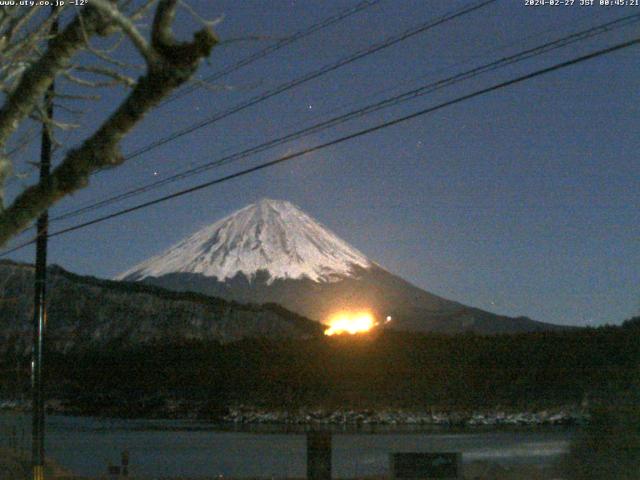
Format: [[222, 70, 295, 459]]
[[324, 311, 377, 336]]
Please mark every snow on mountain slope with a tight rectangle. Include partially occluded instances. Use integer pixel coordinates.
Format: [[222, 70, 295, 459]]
[[117, 199, 372, 283]]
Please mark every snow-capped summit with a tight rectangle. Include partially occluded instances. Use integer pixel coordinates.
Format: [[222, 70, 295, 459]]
[[117, 198, 564, 334], [117, 198, 372, 283]]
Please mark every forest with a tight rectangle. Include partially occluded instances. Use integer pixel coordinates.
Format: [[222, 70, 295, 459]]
[[2, 317, 638, 417]]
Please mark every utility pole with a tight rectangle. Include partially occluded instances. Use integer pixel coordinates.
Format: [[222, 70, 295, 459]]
[[32, 11, 57, 480]]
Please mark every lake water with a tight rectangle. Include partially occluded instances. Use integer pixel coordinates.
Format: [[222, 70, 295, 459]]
[[1, 412, 575, 478]]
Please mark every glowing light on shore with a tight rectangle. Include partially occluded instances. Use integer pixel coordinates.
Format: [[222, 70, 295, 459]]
[[324, 311, 377, 336]]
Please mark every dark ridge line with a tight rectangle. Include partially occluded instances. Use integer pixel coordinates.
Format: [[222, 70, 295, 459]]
[[0, 259, 323, 332]]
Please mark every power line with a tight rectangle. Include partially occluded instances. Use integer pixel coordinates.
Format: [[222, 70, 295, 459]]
[[49, 12, 640, 223], [49, 0, 506, 222], [48, 0, 497, 220], [56, 6, 605, 219], [3, 35, 636, 257], [22, 2, 379, 223], [160, 0, 383, 107], [46, 14, 593, 221], [122, 0, 497, 161]]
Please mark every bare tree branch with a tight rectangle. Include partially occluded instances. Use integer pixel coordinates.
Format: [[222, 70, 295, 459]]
[[54, 92, 102, 102], [90, 0, 158, 65], [72, 65, 136, 88], [0, 156, 10, 208], [75, 5, 144, 71], [178, 0, 223, 29], [0, 7, 112, 151], [129, 0, 159, 21], [0, 0, 218, 246]]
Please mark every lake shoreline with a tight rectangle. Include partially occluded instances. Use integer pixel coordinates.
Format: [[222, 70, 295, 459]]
[[0, 411, 577, 479], [0, 398, 588, 427], [0, 446, 566, 480]]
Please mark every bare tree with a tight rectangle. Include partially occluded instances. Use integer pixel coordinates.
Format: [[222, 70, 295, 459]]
[[0, 0, 218, 247]]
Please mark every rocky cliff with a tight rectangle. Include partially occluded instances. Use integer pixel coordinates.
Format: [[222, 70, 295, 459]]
[[0, 260, 323, 354]]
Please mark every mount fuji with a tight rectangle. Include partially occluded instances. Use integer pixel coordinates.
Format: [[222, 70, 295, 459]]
[[118, 198, 372, 284], [118, 199, 562, 334]]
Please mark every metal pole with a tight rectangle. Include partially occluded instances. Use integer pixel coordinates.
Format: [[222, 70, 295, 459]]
[[32, 11, 57, 480], [307, 431, 332, 480]]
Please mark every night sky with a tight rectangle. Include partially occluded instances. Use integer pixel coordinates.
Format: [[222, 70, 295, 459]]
[[4, 0, 639, 326]]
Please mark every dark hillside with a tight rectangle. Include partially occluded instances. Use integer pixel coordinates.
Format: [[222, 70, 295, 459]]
[[0, 260, 323, 356], [2, 324, 636, 417]]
